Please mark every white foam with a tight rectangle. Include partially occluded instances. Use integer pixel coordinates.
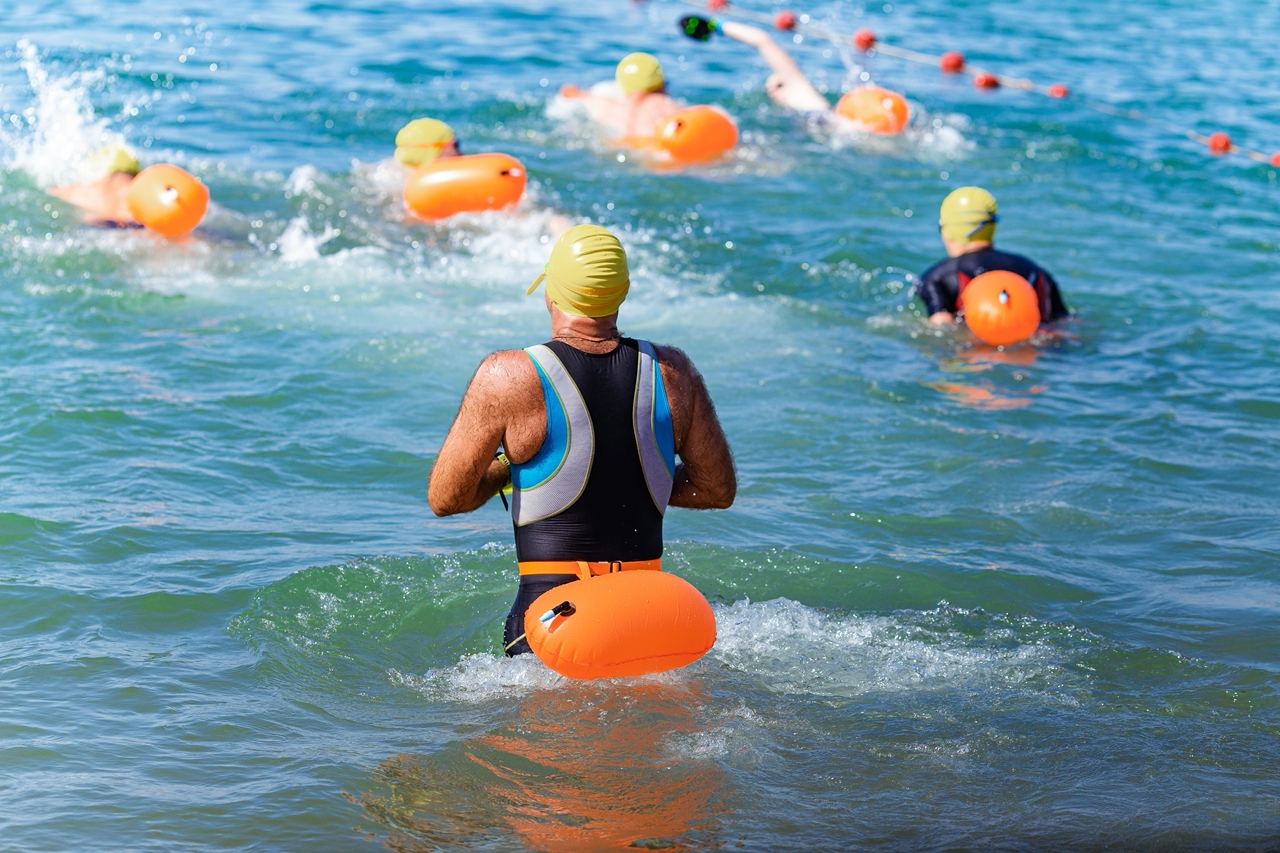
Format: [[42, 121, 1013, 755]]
[[348, 157, 405, 208], [825, 103, 974, 161], [710, 598, 1064, 699], [283, 164, 323, 199], [1, 40, 152, 187], [391, 653, 564, 701], [277, 215, 340, 263]]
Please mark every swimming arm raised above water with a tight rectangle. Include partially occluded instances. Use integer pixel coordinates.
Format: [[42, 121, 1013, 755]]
[[656, 345, 736, 509], [718, 21, 830, 114]]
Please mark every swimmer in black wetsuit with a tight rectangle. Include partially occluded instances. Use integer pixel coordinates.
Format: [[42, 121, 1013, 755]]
[[917, 186, 1070, 325]]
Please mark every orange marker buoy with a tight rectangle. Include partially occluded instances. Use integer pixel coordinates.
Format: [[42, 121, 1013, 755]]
[[853, 28, 877, 51], [403, 152, 527, 221], [1048, 83, 1070, 99], [835, 86, 910, 135], [974, 72, 1001, 90], [961, 270, 1041, 346], [523, 571, 717, 680], [1207, 132, 1232, 155], [125, 164, 209, 239], [655, 105, 738, 165], [775, 11, 797, 30]]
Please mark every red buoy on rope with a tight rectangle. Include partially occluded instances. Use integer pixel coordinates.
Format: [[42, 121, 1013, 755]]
[[708, 0, 728, 9], [1207, 132, 1232, 154], [853, 28, 877, 51], [939, 51, 965, 74], [1271, 152, 1280, 168], [1048, 84, 1069, 98], [775, 10, 797, 30], [974, 72, 1000, 90]]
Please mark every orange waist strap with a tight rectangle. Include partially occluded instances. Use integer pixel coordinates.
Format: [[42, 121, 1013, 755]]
[[517, 559, 662, 580]]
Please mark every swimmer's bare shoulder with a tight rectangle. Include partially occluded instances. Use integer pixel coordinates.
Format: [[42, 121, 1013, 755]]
[[463, 349, 544, 458], [654, 344, 736, 508]]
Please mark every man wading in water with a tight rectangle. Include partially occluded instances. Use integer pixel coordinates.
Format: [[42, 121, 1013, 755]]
[[427, 224, 736, 654]]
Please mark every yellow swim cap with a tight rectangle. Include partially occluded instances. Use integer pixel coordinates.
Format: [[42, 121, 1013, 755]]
[[939, 186, 999, 244], [615, 52, 665, 96], [395, 118, 456, 167], [91, 145, 141, 177], [527, 224, 630, 318]]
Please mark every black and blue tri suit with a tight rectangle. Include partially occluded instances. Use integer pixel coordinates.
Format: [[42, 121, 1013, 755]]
[[502, 338, 676, 656], [917, 247, 1070, 321]]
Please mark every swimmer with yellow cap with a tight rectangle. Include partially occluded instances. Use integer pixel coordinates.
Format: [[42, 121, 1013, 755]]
[[558, 52, 683, 140], [428, 223, 736, 656], [48, 144, 144, 227], [394, 117, 460, 169], [917, 186, 1071, 325]]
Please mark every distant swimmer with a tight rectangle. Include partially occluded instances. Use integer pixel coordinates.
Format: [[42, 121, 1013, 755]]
[[427, 224, 736, 656], [918, 186, 1070, 326], [686, 17, 909, 135], [393, 117, 460, 170], [48, 145, 142, 228], [559, 52, 683, 140]]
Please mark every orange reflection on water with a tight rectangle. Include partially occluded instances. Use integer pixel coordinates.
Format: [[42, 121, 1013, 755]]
[[930, 344, 1047, 410], [360, 679, 727, 852]]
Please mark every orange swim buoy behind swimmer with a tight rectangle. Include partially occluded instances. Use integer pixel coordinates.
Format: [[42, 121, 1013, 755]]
[[655, 105, 738, 165], [125, 164, 209, 239], [524, 571, 716, 680], [835, 86, 910, 135], [961, 270, 1042, 346], [403, 152, 527, 221]]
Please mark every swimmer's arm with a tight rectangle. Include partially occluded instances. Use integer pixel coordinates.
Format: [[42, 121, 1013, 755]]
[[561, 86, 627, 128], [658, 346, 736, 510], [719, 21, 829, 113], [1043, 270, 1071, 319], [428, 351, 528, 517], [917, 267, 958, 325], [48, 183, 93, 209]]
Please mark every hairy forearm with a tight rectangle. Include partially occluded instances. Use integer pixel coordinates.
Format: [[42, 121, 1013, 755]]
[[428, 458, 510, 517], [668, 462, 735, 509]]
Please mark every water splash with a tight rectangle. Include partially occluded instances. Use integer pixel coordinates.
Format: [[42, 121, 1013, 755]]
[[277, 215, 340, 263], [2, 40, 134, 186]]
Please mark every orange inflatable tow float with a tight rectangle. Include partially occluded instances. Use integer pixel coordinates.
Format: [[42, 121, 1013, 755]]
[[523, 570, 716, 680], [617, 105, 738, 168], [403, 152, 527, 221], [961, 270, 1042, 346], [126, 164, 209, 239], [835, 86, 910, 135]]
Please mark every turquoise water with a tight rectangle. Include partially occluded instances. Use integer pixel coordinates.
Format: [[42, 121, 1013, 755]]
[[3, 0, 1279, 849]]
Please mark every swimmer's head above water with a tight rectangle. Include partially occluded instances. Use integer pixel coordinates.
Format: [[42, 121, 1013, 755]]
[[615, 52, 666, 96], [939, 185, 999, 256], [394, 118, 459, 168], [527, 224, 630, 318], [90, 145, 141, 179]]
